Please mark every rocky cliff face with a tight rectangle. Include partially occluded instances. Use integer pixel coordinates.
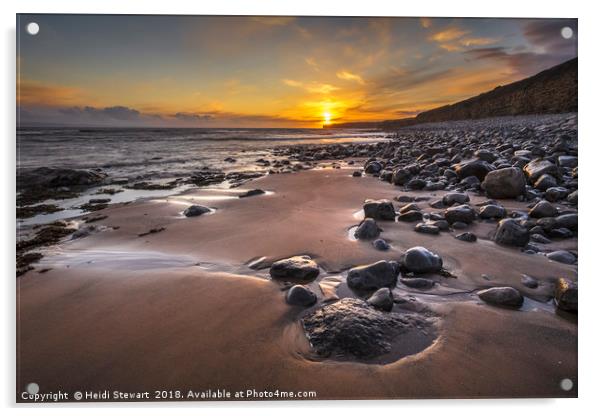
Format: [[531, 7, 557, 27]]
[[326, 58, 577, 129]]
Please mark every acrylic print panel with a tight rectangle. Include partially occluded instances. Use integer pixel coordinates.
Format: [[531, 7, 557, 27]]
[[16, 14, 577, 402]]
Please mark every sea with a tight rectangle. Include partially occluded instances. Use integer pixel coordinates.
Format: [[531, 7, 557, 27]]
[[17, 127, 389, 226]]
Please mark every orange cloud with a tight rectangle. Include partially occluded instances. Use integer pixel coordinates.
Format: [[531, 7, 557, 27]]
[[282, 79, 339, 94], [428, 27, 469, 43], [17, 81, 87, 107], [336, 70, 365, 85]]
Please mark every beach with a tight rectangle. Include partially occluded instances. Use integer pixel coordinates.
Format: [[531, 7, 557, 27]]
[[16, 114, 578, 400]]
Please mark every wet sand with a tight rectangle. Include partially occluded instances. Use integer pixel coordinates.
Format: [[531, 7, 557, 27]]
[[17, 167, 577, 400]]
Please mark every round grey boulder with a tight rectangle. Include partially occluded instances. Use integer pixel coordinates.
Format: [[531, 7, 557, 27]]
[[270, 255, 320, 280], [286, 285, 317, 306], [546, 250, 577, 265], [402, 246, 443, 274], [372, 239, 390, 251], [455, 232, 477, 242], [481, 167, 526, 199], [529, 200, 558, 218], [442, 192, 470, 206], [477, 287, 524, 307], [367, 288, 394, 311], [354, 218, 381, 240], [184, 205, 212, 217], [479, 204, 506, 219], [494, 219, 530, 247], [347, 260, 400, 291]]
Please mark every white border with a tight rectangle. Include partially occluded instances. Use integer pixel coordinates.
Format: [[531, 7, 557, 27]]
[[2, 1, 599, 415]]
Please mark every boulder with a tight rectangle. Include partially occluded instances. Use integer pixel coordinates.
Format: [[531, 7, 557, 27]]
[[478, 287, 524, 307], [270, 255, 320, 280], [367, 288, 394, 311], [523, 159, 559, 183], [239, 189, 265, 198], [442, 192, 470, 206], [444, 204, 476, 224], [372, 239, 390, 251], [402, 246, 443, 274], [286, 285, 317, 306], [529, 200, 558, 218], [481, 167, 526, 199], [452, 159, 494, 181], [558, 156, 578, 168], [414, 223, 440, 234], [183, 205, 211, 217], [521, 275, 539, 289], [364, 160, 383, 174], [302, 298, 432, 359], [479, 204, 506, 219], [494, 219, 530, 247], [398, 210, 423, 222], [363, 199, 396, 221], [546, 250, 577, 264], [392, 168, 412, 186], [347, 260, 400, 291], [354, 218, 381, 240], [555, 278, 577, 312], [534, 174, 557, 191]]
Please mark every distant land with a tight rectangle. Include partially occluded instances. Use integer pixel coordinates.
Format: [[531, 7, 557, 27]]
[[325, 57, 577, 129]]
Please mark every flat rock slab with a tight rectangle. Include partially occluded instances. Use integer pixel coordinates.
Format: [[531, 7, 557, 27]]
[[302, 298, 435, 362]]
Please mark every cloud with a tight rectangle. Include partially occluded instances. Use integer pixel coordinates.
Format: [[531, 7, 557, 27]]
[[305, 57, 319, 71], [249, 16, 296, 26], [173, 112, 215, 122], [428, 27, 470, 43], [282, 79, 339, 94], [336, 70, 365, 85], [420, 18, 432, 29], [460, 37, 498, 47], [18, 81, 86, 107], [522, 19, 577, 54], [59, 105, 141, 121]]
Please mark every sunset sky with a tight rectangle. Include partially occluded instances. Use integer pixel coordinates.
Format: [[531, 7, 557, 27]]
[[17, 15, 577, 128]]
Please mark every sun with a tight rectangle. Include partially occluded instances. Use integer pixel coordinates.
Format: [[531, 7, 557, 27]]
[[323, 112, 332, 124]]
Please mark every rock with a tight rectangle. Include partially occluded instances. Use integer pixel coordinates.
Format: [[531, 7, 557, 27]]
[[392, 168, 412, 186], [555, 278, 577, 312], [455, 232, 477, 242], [460, 176, 481, 187], [352, 170, 362, 177], [364, 160, 382, 174], [523, 159, 559, 183], [494, 219, 530, 247], [270, 255, 320, 280], [17, 167, 107, 189], [354, 218, 381, 240], [545, 187, 569, 202], [347, 260, 400, 291], [482, 167, 526, 199], [546, 250, 577, 264], [372, 239, 390, 251], [452, 221, 468, 229], [555, 213, 578, 231], [475, 149, 497, 163], [402, 246, 443, 274], [414, 223, 440, 234], [534, 174, 557, 191], [400, 277, 435, 289], [407, 178, 427, 190], [239, 189, 265, 198], [430, 219, 450, 231], [478, 287, 524, 307], [442, 192, 470, 206], [558, 155, 578, 168], [529, 200, 558, 218], [398, 210, 423, 222], [453, 159, 494, 181], [183, 205, 211, 217], [567, 190, 578, 204], [399, 203, 420, 214], [363, 199, 396, 221], [521, 275, 539, 288], [444, 204, 476, 224], [302, 298, 432, 359], [530, 233, 551, 244], [479, 204, 506, 219], [367, 288, 394, 311], [286, 285, 317, 306]]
